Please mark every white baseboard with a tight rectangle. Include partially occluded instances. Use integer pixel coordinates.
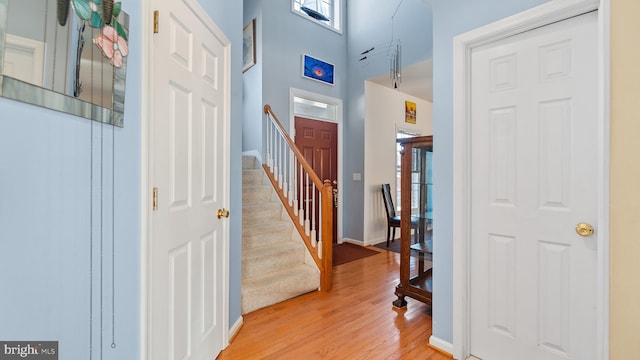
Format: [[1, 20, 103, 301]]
[[341, 238, 364, 246], [429, 335, 454, 356], [363, 237, 388, 247], [343, 237, 392, 247], [228, 316, 244, 344], [370, 238, 392, 247]]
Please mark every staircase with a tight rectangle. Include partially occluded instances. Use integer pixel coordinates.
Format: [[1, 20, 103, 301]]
[[241, 155, 320, 314]]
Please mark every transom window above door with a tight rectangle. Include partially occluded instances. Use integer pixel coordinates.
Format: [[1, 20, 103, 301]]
[[292, 0, 342, 33]]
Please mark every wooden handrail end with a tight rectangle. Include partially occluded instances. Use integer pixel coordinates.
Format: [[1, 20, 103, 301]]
[[320, 275, 332, 292], [264, 104, 271, 114]]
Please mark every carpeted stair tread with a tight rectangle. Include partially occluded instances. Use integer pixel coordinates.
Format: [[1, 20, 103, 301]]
[[242, 183, 272, 189], [242, 221, 293, 249], [242, 156, 259, 170], [242, 184, 276, 204], [242, 242, 305, 278], [242, 202, 283, 225], [242, 169, 266, 185], [242, 220, 291, 236], [241, 264, 319, 314], [242, 240, 304, 263], [242, 264, 319, 293]]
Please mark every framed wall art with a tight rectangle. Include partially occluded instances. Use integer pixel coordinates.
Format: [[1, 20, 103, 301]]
[[405, 101, 416, 124], [302, 54, 334, 85], [243, 18, 256, 72]]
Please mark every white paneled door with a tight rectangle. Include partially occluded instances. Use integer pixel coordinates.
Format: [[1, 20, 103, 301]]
[[149, 1, 230, 359], [469, 12, 598, 360]]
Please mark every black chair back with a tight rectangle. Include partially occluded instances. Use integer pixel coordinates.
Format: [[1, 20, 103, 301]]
[[381, 184, 396, 219]]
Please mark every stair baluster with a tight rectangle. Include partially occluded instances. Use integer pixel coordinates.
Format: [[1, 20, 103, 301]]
[[263, 104, 333, 291]]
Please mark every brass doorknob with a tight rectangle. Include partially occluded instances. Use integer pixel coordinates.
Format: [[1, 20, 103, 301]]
[[575, 223, 594, 237], [217, 208, 230, 219]]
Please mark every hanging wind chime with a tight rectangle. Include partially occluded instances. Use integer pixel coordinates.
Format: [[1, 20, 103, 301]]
[[357, 0, 404, 90]]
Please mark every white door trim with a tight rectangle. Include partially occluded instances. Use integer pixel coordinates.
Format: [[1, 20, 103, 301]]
[[451, 1, 610, 359], [140, 2, 151, 359], [289, 87, 344, 244], [140, 0, 232, 359]]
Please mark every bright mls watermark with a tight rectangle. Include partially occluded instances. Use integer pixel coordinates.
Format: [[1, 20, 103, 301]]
[[0, 342, 57, 359]]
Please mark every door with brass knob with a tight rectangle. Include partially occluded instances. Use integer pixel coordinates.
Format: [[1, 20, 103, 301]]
[[468, 13, 601, 360], [576, 222, 594, 237], [217, 208, 230, 219], [295, 116, 338, 242], [149, 4, 230, 358]]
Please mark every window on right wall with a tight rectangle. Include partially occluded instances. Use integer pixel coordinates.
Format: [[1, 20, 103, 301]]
[[292, 0, 342, 33]]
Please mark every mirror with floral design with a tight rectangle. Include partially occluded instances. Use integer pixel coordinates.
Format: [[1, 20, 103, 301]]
[[0, 0, 129, 126]]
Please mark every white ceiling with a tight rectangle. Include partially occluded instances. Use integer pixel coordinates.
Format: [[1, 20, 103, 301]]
[[369, 58, 433, 102]]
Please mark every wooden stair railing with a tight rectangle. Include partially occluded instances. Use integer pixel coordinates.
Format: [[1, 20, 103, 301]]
[[263, 104, 333, 291]]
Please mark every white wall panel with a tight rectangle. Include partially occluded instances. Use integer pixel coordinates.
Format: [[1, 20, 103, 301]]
[[170, 243, 192, 360], [538, 240, 571, 356], [489, 107, 517, 206], [538, 99, 571, 210], [487, 234, 516, 338]]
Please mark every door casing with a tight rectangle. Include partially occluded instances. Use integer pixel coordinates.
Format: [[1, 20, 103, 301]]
[[450, 0, 610, 359], [289, 88, 344, 243]]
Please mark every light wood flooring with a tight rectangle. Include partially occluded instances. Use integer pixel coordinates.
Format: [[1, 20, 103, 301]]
[[217, 247, 451, 360]]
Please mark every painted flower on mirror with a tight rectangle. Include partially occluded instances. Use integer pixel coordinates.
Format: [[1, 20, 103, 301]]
[[71, 0, 104, 28], [93, 25, 129, 68]]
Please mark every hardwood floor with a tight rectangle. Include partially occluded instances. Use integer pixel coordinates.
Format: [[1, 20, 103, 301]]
[[218, 248, 451, 360]]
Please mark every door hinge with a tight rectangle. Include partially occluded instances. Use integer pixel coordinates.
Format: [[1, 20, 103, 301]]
[[152, 187, 158, 211], [153, 10, 159, 33]]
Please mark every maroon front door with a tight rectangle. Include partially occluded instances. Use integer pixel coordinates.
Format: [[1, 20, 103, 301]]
[[294, 117, 338, 242]]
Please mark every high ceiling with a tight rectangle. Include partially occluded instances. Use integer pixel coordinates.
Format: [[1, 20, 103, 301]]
[[369, 59, 433, 102]]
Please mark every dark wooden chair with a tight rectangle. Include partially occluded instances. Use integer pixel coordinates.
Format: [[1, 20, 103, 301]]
[[381, 183, 420, 247]]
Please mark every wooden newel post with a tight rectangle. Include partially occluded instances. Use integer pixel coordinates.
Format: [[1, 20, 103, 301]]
[[320, 179, 333, 291]]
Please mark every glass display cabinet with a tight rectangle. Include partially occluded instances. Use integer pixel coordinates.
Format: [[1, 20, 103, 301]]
[[393, 135, 433, 308]]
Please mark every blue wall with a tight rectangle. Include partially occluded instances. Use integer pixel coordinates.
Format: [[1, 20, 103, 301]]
[[430, 0, 549, 344], [0, 0, 244, 357], [243, 0, 264, 154], [344, 0, 432, 241], [260, 0, 347, 133], [0, 1, 142, 358]]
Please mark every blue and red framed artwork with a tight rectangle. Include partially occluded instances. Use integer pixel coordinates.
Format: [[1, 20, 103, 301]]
[[302, 54, 335, 85]]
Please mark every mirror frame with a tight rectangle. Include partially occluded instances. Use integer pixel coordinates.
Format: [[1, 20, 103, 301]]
[[0, 0, 128, 127]]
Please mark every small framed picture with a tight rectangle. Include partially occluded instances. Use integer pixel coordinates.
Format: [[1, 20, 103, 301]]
[[243, 19, 256, 73], [405, 101, 416, 124], [302, 54, 334, 85]]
